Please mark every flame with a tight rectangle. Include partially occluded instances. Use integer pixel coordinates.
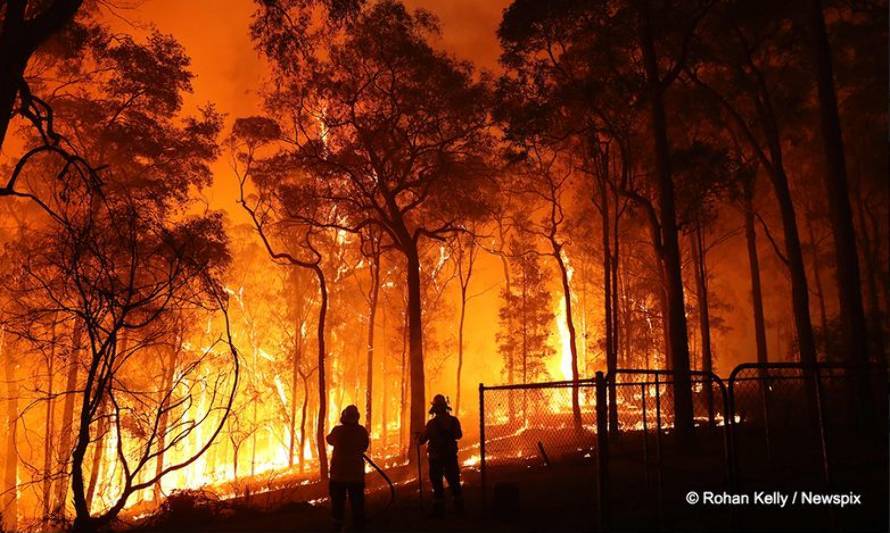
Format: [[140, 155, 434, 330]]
[[273, 375, 289, 407], [462, 453, 481, 467], [553, 249, 575, 381], [555, 297, 574, 381]]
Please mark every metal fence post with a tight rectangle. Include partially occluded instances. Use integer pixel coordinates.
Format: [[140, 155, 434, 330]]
[[714, 376, 735, 488], [654, 372, 664, 527], [641, 382, 650, 488], [595, 371, 609, 531], [812, 367, 831, 486], [479, 382, 487, 513], [759, 370, 773, 463]]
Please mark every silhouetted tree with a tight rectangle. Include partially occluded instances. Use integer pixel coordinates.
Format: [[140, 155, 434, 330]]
[[498, 0, 713, 435], [504, 142, 583, 429], [249, 1, 494, 452], [0, 0, 84, 153], [497, 228, 555, 419], [804, 0, 874, 421], [230, 116, 333, 480], [687, 0, 819, 368], [450, 229, 479, 417]]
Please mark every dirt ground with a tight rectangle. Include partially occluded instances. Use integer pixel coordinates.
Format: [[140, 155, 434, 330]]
[[124, 424, 888, 533]]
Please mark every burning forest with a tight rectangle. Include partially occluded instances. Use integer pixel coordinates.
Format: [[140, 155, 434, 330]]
[[0, 0, 886, 532]]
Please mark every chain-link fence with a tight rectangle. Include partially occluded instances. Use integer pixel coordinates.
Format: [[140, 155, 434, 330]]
[[728, 363, 888, 487], [478, 379, 600, 527], [605, 370, 733, 530], [478, 363, 887, 531]]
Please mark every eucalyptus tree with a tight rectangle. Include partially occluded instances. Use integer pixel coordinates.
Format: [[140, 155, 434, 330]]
[[230, 116, 333, 480], [449, 229, 479, 417], [249, 0, 494, 448], [498, 0, 714, 434], [686, 0, 820, 367], [805, 0, 870, 378], [2, 25, 236, 531]]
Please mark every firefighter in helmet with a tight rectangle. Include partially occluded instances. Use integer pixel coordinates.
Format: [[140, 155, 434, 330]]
[[418, 394, 464, 516]]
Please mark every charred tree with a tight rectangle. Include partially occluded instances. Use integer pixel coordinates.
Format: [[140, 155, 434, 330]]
[[805, 0, 873, 420], [742, 180, 769, 366], [364, 245, 381, 438], [636, 0, 695, 436], [690, 227, 715, 425]]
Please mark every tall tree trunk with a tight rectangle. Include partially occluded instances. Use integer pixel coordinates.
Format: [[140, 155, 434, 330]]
[[637, 1, 694, 435], [298, 373, 309, 474], [231, 443, 240, 481], [250, 389, 259, 479], [42, 318, 59, 522], [2, 331, 18, 532], [611, 197, 621, 372], [84, 407, 106, 513], [691, 227, 715, 426], [553, 243, 582, 431], [399, 305, 408, 458], [692, 228, 713, 375], [743, 186, 773, 429], [70, 332, 105, 532], [288, 326, 302, 468], [619, 254, 632, 368], [456, 284, 467, 417], [153, 344, 178, 501], [380, 302, 389, 452], [0, 39, 27, 152], [82, 333, 129, 521], [365, 253, 380, 436], [455, 240, 475, 418], [599, 177, 618, 433], [404, 243, 425, 462], [763, 163, 822, 421], [806, 3, 872, 409], [53, 321, 83, 517], [313, 266, 329, 479], [743, 186, 769, 365], [521, 276, 529, 419], [498, 249, 516, 423], [768, 164, 818, 366], [853, 177, 886, 359], [805, 215, 830, 345]]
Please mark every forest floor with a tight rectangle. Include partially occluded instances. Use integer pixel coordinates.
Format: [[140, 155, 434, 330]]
[[123, 424, 888, 533]]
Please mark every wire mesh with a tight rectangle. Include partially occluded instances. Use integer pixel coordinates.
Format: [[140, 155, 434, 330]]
[[480, 380, 599, 522], [477, 364, 887, 530], [729, 364, 888, 486], [606, 372, 732, 530]]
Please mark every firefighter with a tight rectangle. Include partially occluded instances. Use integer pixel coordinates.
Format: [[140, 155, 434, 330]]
[[326, 405, 369, 531], [418, 394, 464, 516]]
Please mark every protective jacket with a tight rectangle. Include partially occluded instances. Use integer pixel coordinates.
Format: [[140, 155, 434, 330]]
[[327, 423, 369, 483]]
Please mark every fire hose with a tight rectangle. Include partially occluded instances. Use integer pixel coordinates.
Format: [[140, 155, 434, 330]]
[[362, 453, 396, 517]]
